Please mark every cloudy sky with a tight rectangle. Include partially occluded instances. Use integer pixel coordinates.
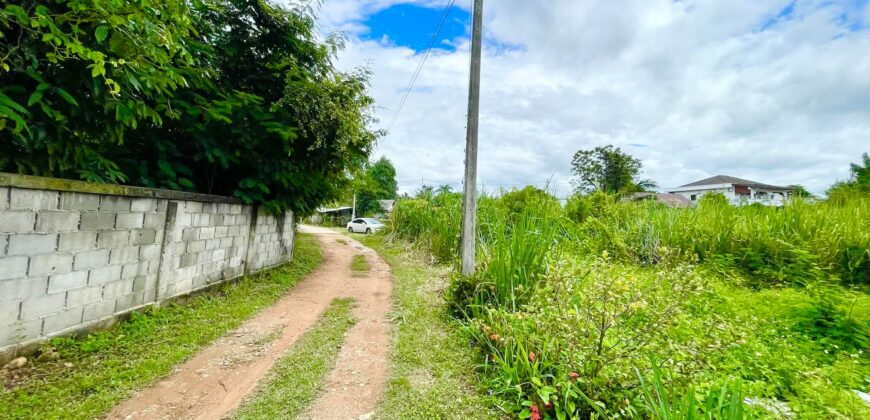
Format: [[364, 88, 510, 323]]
[[308, 0, 870, 196]]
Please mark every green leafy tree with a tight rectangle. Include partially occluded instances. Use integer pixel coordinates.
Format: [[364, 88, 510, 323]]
[[789, 184, 814, 198], [0, 0, 380, 215], [0, 0, 206, 182], [827, 153, 870, 200], [571, 145, 655, 194], [351, 157, 398, 216]]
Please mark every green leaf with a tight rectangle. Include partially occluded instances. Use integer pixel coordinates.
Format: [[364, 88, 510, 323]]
[[54, 88, 79, 107], [95, 26, 109, 43], [157, 160, 177, 179], [27, 91, 44, 107]]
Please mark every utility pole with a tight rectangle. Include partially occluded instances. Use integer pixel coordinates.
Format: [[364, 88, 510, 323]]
[[352, 193, 357, 219], [461, 0, 483, 276]]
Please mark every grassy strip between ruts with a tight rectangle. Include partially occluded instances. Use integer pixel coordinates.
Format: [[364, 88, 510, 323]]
[[232, 297, 357, 419], [0, 233, 323, 420], [358, 234, 502, 419], [350, 254, 371, 277]]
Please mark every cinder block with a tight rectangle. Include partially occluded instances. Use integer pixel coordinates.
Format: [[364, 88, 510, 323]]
[[48, 271, 89, 293], [199, 214, 213, 226], [0, 187, 7, 210], [0, 211, 36, 234], [200, 227, 216, 240], [0, 234, 6, 256], [0, 277, 47, 302], [131, 229, 157, 245], [157, 200, 168, 212], [214, 226, 228, 238], [0, 319, 43, 348], [181, 228, 198, 241], [58, 231, 97, 252], [88, 265, 122, 285], [115, 291, 145, 312], [187, 240, 205, 253], [205, 239, 220, 251], [121, 261, 145, 279], [66, 286, 102, 308], [29, 253, 73, 276], [180, 253, 198, 268], [103, 279, 134, 299], [143, 212, 167, 229], [82, 300, 115, 322], [202, 203, 217, 214], [185, 201, 202, 213], [10, 189, 58, 210], [100, 196, 131, 211], [20, 293, 65, 320], [211, 214, 224, 226], [0, 301, 20, 325], [8, 234, 57, 257], [131, 198, 158, 212], [42, 307, 84, 334], [139, 244, 160, 260], [60, 192, 100, 211], [110, 245, 140, 265], [36, 211, 81, 232], [227, 226, 241, 237], [219, 238, 234, 249], [0, 256, 29, 280], [115, 212, 144, 229], [73, 249, 109, 270], [97, 231, 130, 248], [80, 212, 116, 231]]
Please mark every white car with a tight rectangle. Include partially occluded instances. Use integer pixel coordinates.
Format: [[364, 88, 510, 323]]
[[346, 218, 385, 234]]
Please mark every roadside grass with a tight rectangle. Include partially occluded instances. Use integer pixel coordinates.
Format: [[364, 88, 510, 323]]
[[358, 234, 501, 419], [233, 298, 357, 419], [0, 233, 323, 420], [350, 254, 370, 277]]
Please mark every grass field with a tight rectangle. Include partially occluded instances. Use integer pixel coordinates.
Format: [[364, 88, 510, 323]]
[[387, 189, 870, 419]]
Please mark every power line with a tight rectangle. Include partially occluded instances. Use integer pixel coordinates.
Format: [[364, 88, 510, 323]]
[[385, 0, 457, 132]]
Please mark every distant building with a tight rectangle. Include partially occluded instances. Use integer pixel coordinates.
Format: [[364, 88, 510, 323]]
[[667, 175, 793, 206], [311, 206, 353, 225], [378, 199, 396, 213], [626, 192, 693, 208]]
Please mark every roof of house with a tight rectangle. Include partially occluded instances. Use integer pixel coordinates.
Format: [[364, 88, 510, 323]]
[[316, 206, 353, 214], [679, 175, 790, 190], [627, 192, 693, 208]]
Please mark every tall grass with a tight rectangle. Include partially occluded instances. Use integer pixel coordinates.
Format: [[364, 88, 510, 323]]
[[579, 198, 870, 286]]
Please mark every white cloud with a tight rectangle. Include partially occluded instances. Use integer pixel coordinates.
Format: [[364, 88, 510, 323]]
[[316, 0, 870, 195]]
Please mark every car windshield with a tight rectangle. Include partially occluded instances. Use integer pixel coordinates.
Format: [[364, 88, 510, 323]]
[[363, 218, 382, 225]]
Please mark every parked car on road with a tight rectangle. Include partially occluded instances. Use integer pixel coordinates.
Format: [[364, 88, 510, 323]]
[[346, 218, 384, 234]]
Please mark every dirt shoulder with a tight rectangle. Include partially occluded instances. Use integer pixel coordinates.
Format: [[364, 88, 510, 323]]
[[108, 226, 393, 420]]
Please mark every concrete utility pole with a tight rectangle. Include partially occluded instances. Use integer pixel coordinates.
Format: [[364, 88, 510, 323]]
[[461, 0, 483, 276], [352, 193, 357, 219]]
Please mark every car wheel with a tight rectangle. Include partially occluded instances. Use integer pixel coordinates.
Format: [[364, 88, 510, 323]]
[[366, 228, 372, 234], [348, 227, 353, 233]]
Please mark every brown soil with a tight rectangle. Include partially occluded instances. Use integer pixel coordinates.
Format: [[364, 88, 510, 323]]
[[108, 225, 392, 420]]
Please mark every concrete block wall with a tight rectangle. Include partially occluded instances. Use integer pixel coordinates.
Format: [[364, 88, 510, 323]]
[[0, 174, 295, 356]]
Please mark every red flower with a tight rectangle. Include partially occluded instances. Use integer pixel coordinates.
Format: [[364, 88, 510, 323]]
[[544, 401, 554, 410], [529, 351, 536, 362], [569, 371, 580, 381], [530, 405, 541, 420], [489, 334, 500, 341]]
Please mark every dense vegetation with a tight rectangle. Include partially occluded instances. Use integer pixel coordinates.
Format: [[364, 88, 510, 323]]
[[0, 0, 379, 214], [387, 188, 870, 418]]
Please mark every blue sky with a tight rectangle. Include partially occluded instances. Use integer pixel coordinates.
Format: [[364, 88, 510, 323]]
[[320, 0, 870, 196], [359, 4, 470, 52]]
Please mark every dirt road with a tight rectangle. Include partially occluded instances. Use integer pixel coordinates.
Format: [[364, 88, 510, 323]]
[[108, 225, 392, 420]]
